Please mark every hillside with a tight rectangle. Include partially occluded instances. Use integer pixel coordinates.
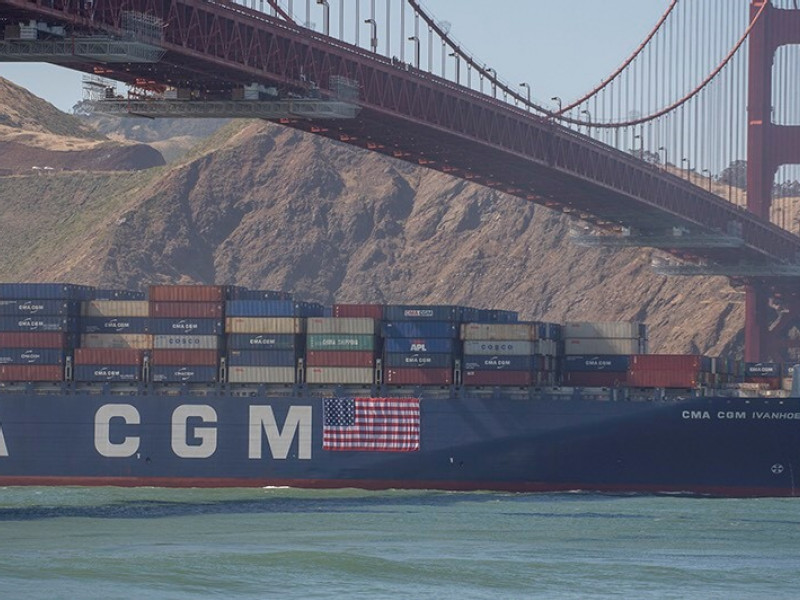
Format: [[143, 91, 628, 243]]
[[0, 80, 746, 357]]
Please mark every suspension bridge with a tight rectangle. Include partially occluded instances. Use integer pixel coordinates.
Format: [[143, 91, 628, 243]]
[[0, 0, 798, 362]]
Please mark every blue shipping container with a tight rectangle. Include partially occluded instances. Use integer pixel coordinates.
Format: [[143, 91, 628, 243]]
[[0, 316, 76, 332], [226, 333, 300, 350], [151, 365, 218, 383], [92, 289, 146, 301], [227, 350, 298, 367], [745, 362, 781, 377], [382, 321, 459, 339], [0, 348, 65, 365], [231, 289, 293, 301], [0, 300, 79, 316], [383, 305, 464, 322], [563, 355, 631, 372], [73, 365, 141, 382], [462, 354, 536, 371], [0, 283, 94, 300], [149, 318, 223, 335], [80, 317, 149, 334], [383, 352, 454, 369], [383, 337, 456, 354]]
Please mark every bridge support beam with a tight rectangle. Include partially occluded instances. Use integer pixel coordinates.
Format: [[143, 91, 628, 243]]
[[745, 0, 800, 361]]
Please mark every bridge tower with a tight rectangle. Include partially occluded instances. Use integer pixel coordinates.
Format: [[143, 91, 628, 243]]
[[746, 0, 800, 363]]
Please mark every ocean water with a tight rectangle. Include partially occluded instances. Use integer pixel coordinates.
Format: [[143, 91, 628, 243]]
[[0, 488, 798, 599]]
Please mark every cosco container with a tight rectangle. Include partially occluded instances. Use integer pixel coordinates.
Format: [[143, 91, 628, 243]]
[[148, 318, 223, 335], [73, 348, 144, 365], [306, 334, 376, 351], [0, 299, 78, 316], [150, 349, 219, 366], [0, 348, 65, 365], [80, 317, 148, 334], [460, 323, 534, 341], [385, 368, 452, 385], [306, 351, 376, 368], [0, 283, 93, 300], [148, 285, 230, 303], [0, 316, 76, 332], [73, 365, 141, 382], [564, 322, 646, 340], [383, 337, 456, 354], [382, 352, 454, 369], [563, 355, 630, 372], [227, 350, 297, 367], [226, 333, 300, 350], [152, 335, 220, 350], [81, 301, 149, 318], [382, 321, 459, 339], [563, 338, 643, 356], [462, 355, 536, 371], [151, 365, 218, 383], [0, 364, 64, 381], [462, 370, 534, 386], [227, 366, 295, 384], [0, 332, 69, 348], [80, 333, 153, 349], [149, 302, 224, 319], [225, 317, 303, 334], [383, 305, 463, 322], [305, 366, 374, 385], [306, 317, 377, 335], [332, 304, 384, 319], [463, 340, 534, 356]]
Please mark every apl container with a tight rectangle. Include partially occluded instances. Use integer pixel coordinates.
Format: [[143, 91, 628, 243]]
[[306, 351, 376, 368], [81, 300, 149, 318], [305, 366, 374, 385], [383, 338, 456, 354], [227, 350, 297, 367], [0, 364, 64, 381], [0, 348, 65, 365], [226, 334, 300, 350], [306, 317, 377, 335], [73, 348, 144, 365], [225, 317, 303, 335], [80, 333, 153, 349], [73, 365, 141, 382], [0, 300, 78, 316], [306, 334, 376, 351], [80, 317, 148, 334], [227, 366, 295, 384], [151, 365, 218, 383], [150, 302, 224, 319]]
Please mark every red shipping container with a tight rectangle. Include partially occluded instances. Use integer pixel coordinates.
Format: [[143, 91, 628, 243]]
[[462, 370, 534, 386], [0, 332, 67, 348], [0, 364, 63, 381], [743, 376, 782, 390], [148, 285, 227, 303], [151, 349, 220, 366], [629, 354, 703, 371], [74, 348, 144, 365], [385, 368, 452, 385], [561, 371, 627, 387], [333, 304, 384, 319], [627, 370, 698, 388], [149, 302, 224, 318], [306, 350, 376, 368]]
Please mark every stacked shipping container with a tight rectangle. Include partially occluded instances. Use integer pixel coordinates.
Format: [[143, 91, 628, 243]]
[[305, 317, 378, 384], [561, 322, 648, 387]]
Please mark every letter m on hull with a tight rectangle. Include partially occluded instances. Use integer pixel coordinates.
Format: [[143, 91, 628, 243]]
[[249, 406, 312, 460]]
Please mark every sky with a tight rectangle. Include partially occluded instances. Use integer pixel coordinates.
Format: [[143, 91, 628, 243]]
[[0, 0, 668, 114]]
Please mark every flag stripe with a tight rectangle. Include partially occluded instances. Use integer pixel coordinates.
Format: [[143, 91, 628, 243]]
[[323, 397, 420, 452]]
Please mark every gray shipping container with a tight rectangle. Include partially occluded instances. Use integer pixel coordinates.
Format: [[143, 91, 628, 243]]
[[80, 333, 153, 349], [306, 317, 377, 335], [81, 300, 150, 318], [564, 321, 646, 340], [563, 337, 642, 355], [305, 367, 374, 385], [227, 366, 295, 384], [461, 323, 534, 341], [152, 335, 221, 349], [463, 340, 535, 356], [226, 317, 304, 334]]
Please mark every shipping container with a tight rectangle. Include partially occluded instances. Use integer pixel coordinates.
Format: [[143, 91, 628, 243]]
[[744, 363, 781, 377], [0, 316, 75, 332], [73, 348, 143, 365], [383, 337, 457, 354], [563, 355, 631, 372], [91, 289, 146, 301], [0, 299, 78, 316], [460, 323, 534, 341], [80, 317, 148, 334], [561, 371, 628, 387], [564, 321, 647, 340], [80, 333, 153, 349], [306, 334, 376, 351], [306, 351, 376, 368], [73, 365, 141, 382], [535, 339, 559, 356], [149, 318, 223, 335], [227, 365, 295, 384], [0, 348, 65, 365], [382, 352, 454, 369], [151, 365, 218, 383], [225, 300, 323, 317], [382, 321, 459, 339], [231, 289, 292, 301], [462, 370, 534, 386], [535, 322, 563, 341], [305, 366, 374, 385], [306, 317, 377, 335], [148, 285, 230, 303], [227, 350, 297, 367], [385, 368, 452, 385], [332, 303, 384, 320], [629, 354, 703, 371], [462, 355, 536, 371], [81, 300, 149, 318], [0, 283, 94, 300], [225, 317, 303, 334], [0, 332, 69, 348], [626, 370, 698, 389], [463, 340, 534, 356], [152, 335, 220, 350], [0, 364, 63, 381], [383, 305, 463, 322], [149, 302, 224, 319], [150, 349, 219, 367], [226, 333, 300, 350], [563, 338, 642, 356]]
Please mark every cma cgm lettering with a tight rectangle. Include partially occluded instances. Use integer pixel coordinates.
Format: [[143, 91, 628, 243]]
[[149, 319, 224, 335]]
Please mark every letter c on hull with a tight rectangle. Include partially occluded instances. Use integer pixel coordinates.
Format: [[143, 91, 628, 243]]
[[95, 404, 140, 458]]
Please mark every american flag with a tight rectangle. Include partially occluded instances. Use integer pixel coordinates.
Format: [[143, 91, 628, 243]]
[[323, 397, 420, 452]]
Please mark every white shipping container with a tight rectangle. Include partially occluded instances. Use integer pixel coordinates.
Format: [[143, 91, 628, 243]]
[[82, 300, 150, 318], [463, 340, 535, 356], [80, 333, 152, 349], [563, 337, 641, 355], [534, 339, 559, 356], [152, 335, 220, 349], [226, 317, 303, 334], [228, 366, 295, 384], [461, 323, 534, 341], [306, 317, 376, 335], [305, 367, 374, 385], [564, 322, 645, 340]]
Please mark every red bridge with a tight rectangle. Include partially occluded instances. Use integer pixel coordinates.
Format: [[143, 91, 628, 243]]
[[0, 0, 798, 361]]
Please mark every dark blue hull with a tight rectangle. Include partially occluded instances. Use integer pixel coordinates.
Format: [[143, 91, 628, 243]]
[[1, 388, 799, 496]]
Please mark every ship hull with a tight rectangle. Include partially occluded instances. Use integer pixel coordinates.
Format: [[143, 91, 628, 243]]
[[1, 391, 799, 497]]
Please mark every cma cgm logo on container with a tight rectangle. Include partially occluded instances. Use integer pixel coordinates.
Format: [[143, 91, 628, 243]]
[[92, 404, 312, 460], [20, 350, 41, 362], [171, 320, 199, 331], [17, 318, 45, 329], [404, 309, 434, 318], [250, 336, 278, 346], [18, 302, 46, 313], [104, 319, 131, 331]]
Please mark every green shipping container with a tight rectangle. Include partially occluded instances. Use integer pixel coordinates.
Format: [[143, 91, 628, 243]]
[[306, 334, 376, 351]]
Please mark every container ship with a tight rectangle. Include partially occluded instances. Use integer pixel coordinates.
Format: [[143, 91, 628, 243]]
[[1, 283, 799, 497]]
